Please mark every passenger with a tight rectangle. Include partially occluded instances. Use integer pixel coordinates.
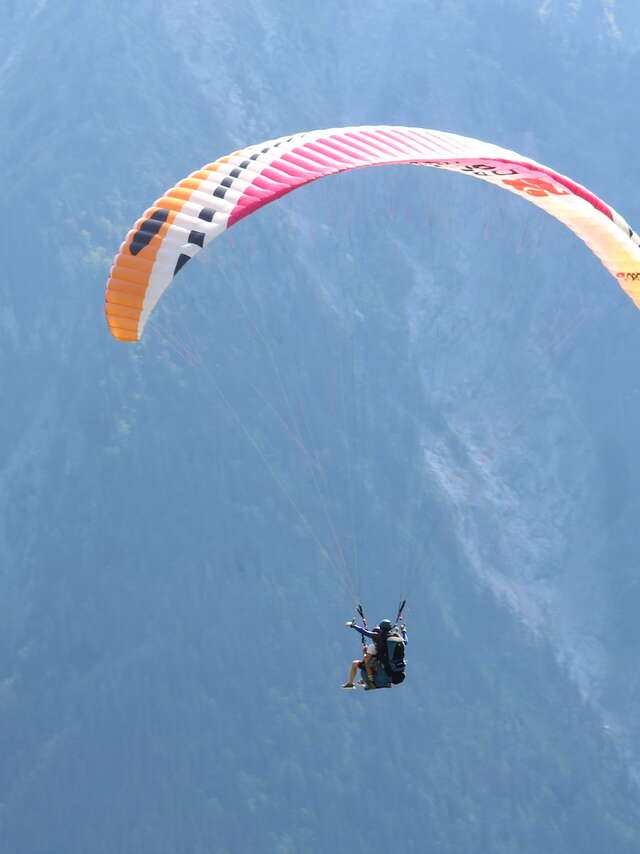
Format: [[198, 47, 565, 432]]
[[341, 619, 394, 689]]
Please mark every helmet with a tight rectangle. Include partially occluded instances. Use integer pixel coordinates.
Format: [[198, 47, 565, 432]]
[[378, 619, 393, 632]]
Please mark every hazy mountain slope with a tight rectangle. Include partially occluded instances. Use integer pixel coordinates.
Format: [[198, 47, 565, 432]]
[[2, 1, 640, 852]]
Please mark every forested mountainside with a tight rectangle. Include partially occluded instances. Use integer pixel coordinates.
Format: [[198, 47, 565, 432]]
[[2, 1, 640, 852]]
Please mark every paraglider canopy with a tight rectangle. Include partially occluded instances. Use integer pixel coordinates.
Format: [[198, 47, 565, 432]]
[[105, 125, 640, 342]]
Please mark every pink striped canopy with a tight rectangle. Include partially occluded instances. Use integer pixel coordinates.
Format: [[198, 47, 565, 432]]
[[105, 125, 640, 341]]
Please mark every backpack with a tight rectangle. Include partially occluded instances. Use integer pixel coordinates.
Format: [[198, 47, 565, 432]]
[[381, 630, 406, 684]]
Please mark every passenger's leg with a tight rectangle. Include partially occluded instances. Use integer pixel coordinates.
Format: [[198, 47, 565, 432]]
[[342, 660, 361, 688]]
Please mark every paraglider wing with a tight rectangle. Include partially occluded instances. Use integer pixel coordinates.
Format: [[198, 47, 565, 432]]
[[105, 126, 640, 341]]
